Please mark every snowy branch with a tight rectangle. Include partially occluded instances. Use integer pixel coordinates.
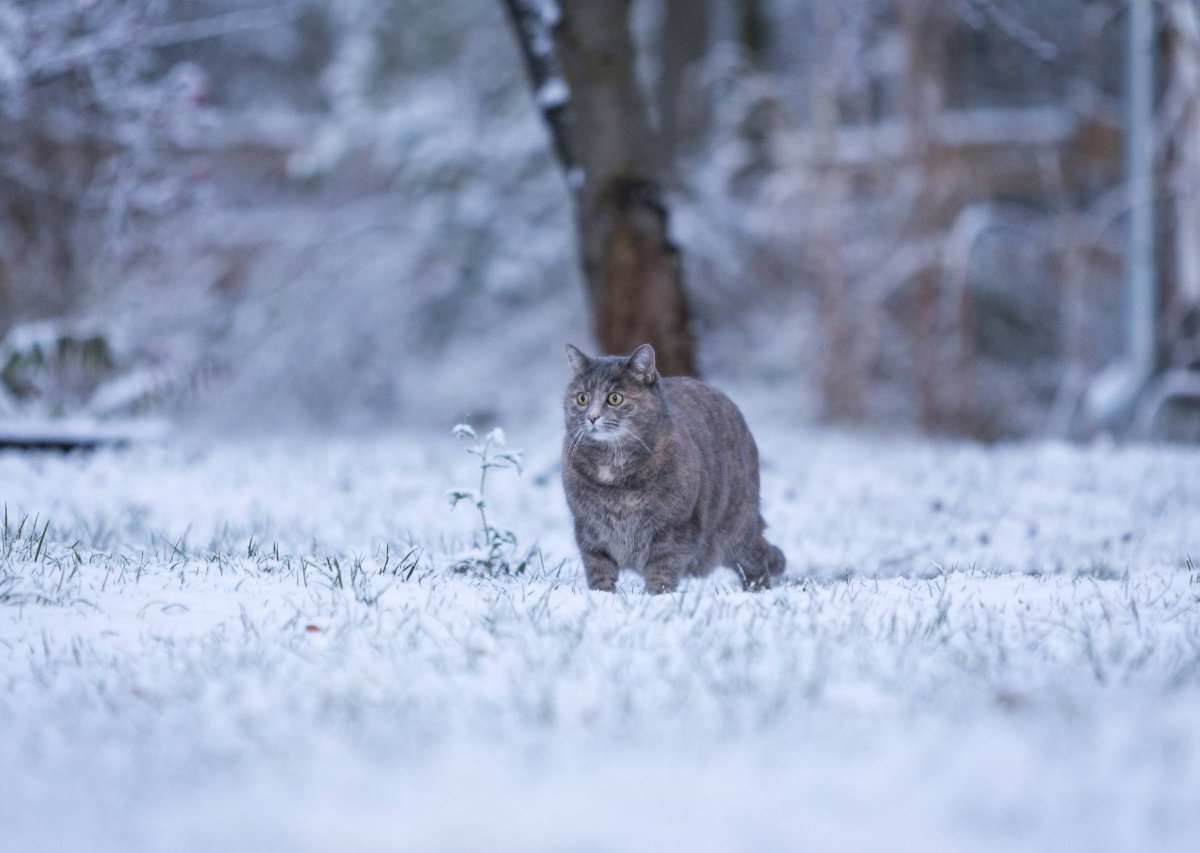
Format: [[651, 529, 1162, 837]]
[[18, 6, 297, 84], [499, 0, 577, 174], [960, 0, 1059, 62]]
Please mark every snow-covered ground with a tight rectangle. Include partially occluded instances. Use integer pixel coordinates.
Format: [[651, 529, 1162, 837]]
[[1, 419, 1198, 852]]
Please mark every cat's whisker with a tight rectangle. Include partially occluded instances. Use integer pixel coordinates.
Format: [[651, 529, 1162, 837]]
[[624, 426, 652, 456], [568, 425, 587, 458]]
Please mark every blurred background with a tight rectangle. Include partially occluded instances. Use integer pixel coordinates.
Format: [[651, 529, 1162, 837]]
[[0, 0, 1197, 441]]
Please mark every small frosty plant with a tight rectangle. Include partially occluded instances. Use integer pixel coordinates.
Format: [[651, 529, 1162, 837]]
[[446, 423, 529, 576]]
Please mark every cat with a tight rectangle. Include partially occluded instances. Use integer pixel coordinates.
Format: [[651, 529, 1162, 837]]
[[561, 342, 785, 594]]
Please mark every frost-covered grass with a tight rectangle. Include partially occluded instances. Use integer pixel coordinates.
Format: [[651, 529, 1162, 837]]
[[1, 424, 1198, 852]]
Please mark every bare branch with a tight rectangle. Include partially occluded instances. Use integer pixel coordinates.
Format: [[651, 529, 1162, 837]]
[[26, 6, 297, 83], [499, 0, 577, 175], [960, 0, 1059, 62]]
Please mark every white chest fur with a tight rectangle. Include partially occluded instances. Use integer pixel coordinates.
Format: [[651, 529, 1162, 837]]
[[594, 451, 627, 484]]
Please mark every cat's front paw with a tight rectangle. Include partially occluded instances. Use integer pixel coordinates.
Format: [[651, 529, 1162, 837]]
[[644, 575, 679, 595], [582, 551, 619, 592], [739, 571, 772, 592]]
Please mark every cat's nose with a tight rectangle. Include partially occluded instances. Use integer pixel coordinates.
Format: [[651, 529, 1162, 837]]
[[587, 413, 599, 423]]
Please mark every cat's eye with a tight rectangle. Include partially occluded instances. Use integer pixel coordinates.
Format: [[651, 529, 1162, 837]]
[[575, 392, 589, 406], [607, 392, 624, 406]]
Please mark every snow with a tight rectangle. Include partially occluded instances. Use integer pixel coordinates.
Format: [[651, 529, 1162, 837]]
[[1, 419, 1198, 851], [535, 76, 569, 109]]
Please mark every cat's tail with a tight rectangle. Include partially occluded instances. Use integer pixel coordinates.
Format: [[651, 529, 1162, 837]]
[[766, 543, 786, 577]]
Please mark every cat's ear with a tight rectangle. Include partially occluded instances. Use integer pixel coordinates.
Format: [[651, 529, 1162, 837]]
[[564, 343, 592, 376], [626, 344, 657, 385]]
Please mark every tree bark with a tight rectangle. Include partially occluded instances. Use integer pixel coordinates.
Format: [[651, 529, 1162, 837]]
[[900, 0, 952, 432], [1163, 0, 1200, 357], [812, 3, 862, 423], [656, 0, 712, 161], [735, 0, 772, 69], [501, 0, 697, 375]]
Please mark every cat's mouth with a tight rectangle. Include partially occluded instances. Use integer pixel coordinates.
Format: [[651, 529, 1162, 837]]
[[585, 422, 620, 442]]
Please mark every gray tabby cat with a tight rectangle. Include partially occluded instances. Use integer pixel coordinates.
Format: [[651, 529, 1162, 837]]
[[561, 343, 785, 594]]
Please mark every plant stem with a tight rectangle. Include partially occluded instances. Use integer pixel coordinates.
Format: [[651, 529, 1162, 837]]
[[478, 437, 492, 544]]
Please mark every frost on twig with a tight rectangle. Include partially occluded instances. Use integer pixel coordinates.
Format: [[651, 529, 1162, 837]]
[[447, 421, 530, 576]]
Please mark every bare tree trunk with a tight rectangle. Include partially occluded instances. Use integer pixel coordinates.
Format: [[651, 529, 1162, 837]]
[[656, 0, 712, 161], [811, 3, 861, 422], [736, 0, 771, 68], [1163, 0, 1200, 352], [900, 0, 951, 432], [1133, 0, 1200, 436], [0, 176, 78, 338], [501, 0, 697, 375]]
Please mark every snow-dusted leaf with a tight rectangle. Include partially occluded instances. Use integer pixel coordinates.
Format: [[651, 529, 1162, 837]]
[[496, 451, 524, 473], [446, 488, 479, 508]]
